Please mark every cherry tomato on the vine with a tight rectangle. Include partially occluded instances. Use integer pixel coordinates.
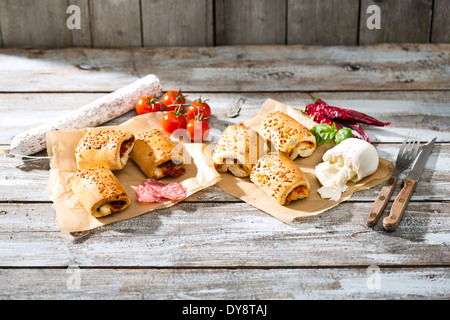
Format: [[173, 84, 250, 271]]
[[161, 109, 188, 135], [136, 95, 164, 115], [186, 98, 211, 121], [186, 119, 210, 142], [161, 90, 186, 111]]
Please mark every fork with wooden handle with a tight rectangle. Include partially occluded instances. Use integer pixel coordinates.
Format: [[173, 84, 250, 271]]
[[367, 134, 421, 227], [382, 137, 436, 231]]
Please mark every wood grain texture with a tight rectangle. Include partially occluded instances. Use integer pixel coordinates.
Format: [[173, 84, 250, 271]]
[[431, 0, 450, 43], [141, 0, 213, 46], [1, 268, 448, 299], [68, 0, 91, 47], [0, 201, 448, 267], [287, 0, 359, 45], [0, 0, 72, 48], [383, 178, 418, 231], [367, 176, 398, 227], [89, 0, 142, 48], [0, 45, 449, 92], [215, 0, 286, 45], [359, 0, 433, 44]]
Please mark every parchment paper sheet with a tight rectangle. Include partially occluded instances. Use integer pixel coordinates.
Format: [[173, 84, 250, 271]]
[[217, 98, 395, 224], [46, 113, 222, 232]]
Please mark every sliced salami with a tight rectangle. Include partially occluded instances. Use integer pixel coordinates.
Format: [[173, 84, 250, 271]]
[[160, 183, 187, 200], [136, 181, 167, 203]]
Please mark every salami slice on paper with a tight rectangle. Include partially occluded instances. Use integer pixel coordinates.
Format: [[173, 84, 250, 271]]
[[136, 180, 167, 203], [160, 183, 187, 201], [136, 179, 187, 203]]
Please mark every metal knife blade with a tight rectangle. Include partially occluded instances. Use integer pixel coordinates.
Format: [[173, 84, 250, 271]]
[[407, 137, 436, 181]]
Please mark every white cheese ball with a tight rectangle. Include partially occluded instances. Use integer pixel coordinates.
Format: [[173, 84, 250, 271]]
[[315, 138, 379, 201]]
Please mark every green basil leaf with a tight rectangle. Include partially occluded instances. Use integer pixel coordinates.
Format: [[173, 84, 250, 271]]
[[335, 128, 354, 145], [311, 124, 337, 145]]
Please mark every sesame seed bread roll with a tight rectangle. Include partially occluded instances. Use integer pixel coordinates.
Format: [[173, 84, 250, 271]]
[[75, 129, 135, 171], [213, 123, 263, 178], [130, 129, 185, 180], [259, 111, 316, 160], [250, 152, 310, 206], [72, 166, 131, 218]]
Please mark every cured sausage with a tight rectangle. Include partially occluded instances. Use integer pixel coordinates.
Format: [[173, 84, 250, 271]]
[[160, 183, 187, 201], [9, 74, 162, 156], [135, 179, 187, 203]]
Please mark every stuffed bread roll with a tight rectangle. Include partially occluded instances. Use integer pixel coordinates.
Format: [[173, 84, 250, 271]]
[[130, 129, 185, 179], [213, 123, 263, 178], [75, 129, 135, 171], [259, 111, 316, 160], [250, 152, 310, 205], [72, 166, 131, 218]]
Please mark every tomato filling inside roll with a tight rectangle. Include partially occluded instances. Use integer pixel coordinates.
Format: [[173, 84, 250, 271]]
[[285, 185, 309, 205]]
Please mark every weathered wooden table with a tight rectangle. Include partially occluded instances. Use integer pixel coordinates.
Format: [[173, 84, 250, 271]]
[[0, 44, 449, 300]]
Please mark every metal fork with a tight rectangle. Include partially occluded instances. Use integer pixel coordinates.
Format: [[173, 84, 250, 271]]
[[367, 134, 421, 227]]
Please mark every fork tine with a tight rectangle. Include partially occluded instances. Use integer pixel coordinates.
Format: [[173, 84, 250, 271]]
[[406, 134, 418, 160], [412, 135, 421, 159], [399, 133, 410, 158]]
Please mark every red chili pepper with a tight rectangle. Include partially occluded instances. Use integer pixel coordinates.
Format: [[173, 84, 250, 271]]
[[339, 119, 371, 143], [305, 107, 343, 129], [305, 103, 390, 127], [302, 104, 342, 130], [306, 94, 390, 127]]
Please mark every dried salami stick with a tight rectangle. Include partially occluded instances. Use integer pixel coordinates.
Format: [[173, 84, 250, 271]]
[[9, 74, 162, 156]]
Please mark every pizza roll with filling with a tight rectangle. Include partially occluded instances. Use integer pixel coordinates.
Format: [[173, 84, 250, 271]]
[[71, 166, 131, 218], [213, 123, 263, 178], [259, 111, 316, 160], [75, 129, 135, 171], [130, 129, 185, 180], [250, 152, 310, 205]]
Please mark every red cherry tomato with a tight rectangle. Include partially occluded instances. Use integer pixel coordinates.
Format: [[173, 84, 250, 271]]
[[161, 90, 186, 111], [136, 95, 163, 115], [186, 98, 211, 121], [162, 110, 187, 135], [186, 119, 210, 142]]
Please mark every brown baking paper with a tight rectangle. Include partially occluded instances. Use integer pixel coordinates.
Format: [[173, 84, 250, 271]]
[[46, 113, 222, 232], [217, 98, 395, 224]]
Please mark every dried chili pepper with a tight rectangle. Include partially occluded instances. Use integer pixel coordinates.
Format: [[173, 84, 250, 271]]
[[339, 119, 371, 143], [307, 94, 391, 127], [305, 105, 343, 129]]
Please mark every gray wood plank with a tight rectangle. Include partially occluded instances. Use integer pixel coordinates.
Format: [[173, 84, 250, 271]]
[[215, 0, 286, 45], [287, 0, 359, 45], [141, 0, 213, 46], [359, 0, 433, 44], [68, 0, 91, 47], [89, 0, 142, 48], [431, 0, 450, 43], [0, 10, 3, 47], [1, 267, 448, 299], [0, 45, 449, 92], [0, 0, 72, 48], [0, 201, 448, 267]]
